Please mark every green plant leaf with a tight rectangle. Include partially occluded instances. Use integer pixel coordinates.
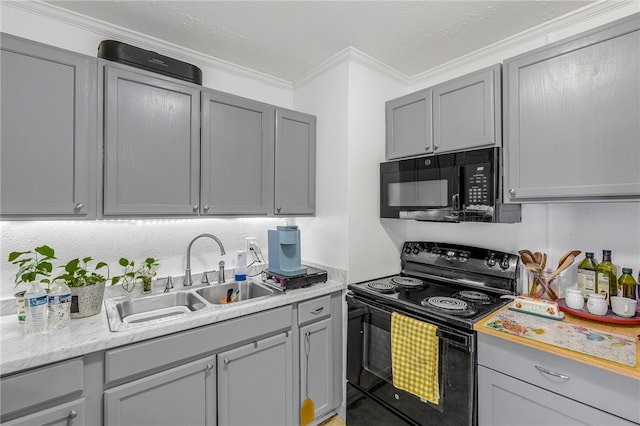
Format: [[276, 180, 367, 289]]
[[82, 256, 93, 263], [119, 258, 130, 267], [95, 262, 108, 269], [65, 258, 80, 274], [35, 245, 55, 259], [8, 251, 29, 262]]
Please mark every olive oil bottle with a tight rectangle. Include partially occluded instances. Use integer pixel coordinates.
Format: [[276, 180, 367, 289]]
[[617, 268, 638, 300], [596, 250, 617, 307], [576, 252, 598, 298]]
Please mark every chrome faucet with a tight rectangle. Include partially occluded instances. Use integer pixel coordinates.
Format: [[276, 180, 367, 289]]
[[184, 234, 226, 286]]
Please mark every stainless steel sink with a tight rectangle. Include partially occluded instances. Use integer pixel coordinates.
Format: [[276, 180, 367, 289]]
[[105, 291, 209, 331], [104, 279, 278, 332], [195, 281, 274, 305]]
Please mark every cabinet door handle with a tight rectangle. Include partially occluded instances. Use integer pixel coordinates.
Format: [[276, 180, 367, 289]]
[[73, 203, 84, 212], [310, 307, 324, 314], [68, 409, 78, 419], [535, 365, 569, 380]]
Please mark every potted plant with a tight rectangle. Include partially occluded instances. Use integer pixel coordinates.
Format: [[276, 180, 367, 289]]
[[53, 257, 110, 319], [7, 245, 56, 324], [112, 257, 160, 294]]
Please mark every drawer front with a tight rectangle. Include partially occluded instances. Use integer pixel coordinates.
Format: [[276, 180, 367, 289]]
[[298, 295, 331, 325], [105, 305, 291, 385], [0, 358, 84, 417], [478, 333, 640, 423]]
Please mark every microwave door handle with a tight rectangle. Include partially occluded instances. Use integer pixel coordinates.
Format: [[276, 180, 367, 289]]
[[452, 193, 460, 211]]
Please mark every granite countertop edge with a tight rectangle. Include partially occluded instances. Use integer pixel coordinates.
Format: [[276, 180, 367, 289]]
[[0, 280, 345, 376], [475, 305, 640, 381]]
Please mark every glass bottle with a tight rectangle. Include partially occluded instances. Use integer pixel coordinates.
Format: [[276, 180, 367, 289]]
[[595, 250, 617, 308], [617, 268, 637, 300], [576, 252, 598, 298]]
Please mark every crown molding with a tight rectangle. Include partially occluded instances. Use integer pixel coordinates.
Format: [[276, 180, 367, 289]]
[[294, 46, 409, 89], [409, 0, 639, 87], [4, 0, 293, 91]]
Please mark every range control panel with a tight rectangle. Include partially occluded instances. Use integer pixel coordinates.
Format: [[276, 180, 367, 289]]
[[400, 241, 519, 279]]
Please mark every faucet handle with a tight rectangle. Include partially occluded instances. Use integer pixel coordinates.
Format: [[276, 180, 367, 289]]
[[164, 276, 174, 293], [201, 272, 210, 285], [218, 261, 225, 284]]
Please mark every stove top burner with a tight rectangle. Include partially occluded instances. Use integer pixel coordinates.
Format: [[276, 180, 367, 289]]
[[367, 281, 396, 294], [457, 290, 492, 303], [423, 296, 468, 311], [390, 276, 424, 288]]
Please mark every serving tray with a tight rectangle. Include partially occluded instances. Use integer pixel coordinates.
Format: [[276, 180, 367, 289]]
[[557, 298, 640, 325]]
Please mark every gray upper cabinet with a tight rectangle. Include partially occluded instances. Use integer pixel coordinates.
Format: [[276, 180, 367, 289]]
[[504, 15, 640, 202], [102, 62, 201, 216], [1, 34, 96, 219], [385, 89, 432, 159], [432, 64, 501, 153], [201, 90, 274, 215], [275, 108, 316, 215]]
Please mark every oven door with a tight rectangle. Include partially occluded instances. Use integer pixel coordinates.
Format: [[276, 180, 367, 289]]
[[380, 152, 460, 221], [346, 293, 476, 426]]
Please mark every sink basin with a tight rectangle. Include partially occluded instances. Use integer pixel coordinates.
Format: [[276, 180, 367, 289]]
[[196, 281, 274, 305], [105, 291, 208, 331]]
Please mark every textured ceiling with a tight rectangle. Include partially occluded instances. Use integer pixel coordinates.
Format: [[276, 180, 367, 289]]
[[46, 1, 595, 81]]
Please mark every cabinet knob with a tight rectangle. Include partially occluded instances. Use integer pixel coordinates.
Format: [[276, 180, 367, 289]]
[[433, 144, 439, 151], [73, 203, 84, 212], [68, 409, 78, 419], [223, 358, 230, 365], [193, 204, 199, 213], [206, 363, 214, 371], [276, 206, 282, 213], [509, 189, 516, 196], [425, 145, 432, 152], [203, 205, 209, 213]]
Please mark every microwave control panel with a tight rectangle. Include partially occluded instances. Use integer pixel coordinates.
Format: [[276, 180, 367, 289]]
[[464, 163, 492, 206]]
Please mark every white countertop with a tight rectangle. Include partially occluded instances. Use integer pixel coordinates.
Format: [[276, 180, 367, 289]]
[[0, 279, 345, 376]]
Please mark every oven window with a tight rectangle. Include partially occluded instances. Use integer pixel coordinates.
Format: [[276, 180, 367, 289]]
[[388, 180, 448, 207]]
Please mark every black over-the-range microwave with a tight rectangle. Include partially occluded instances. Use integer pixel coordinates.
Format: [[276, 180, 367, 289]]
[[380, 147, 521, 223]]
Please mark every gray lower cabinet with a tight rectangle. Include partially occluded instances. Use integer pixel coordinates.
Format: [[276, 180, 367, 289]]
[[477, 333, 640, 425], [217, 332, 293, 426], [104, 356, 216, 426], [385, 89, 432, 159], [478, 366, 636, 426], [275, 108, 316, 215], [504, 14, 640, 202], [0, 358, 85, 425], [201, 90, 274, 215], [300, 318, 334, 421], [2, 399, 86, 426], [432, 64, 500, 154], [0, 33, 96, 219], [102, 62, 201, 216]]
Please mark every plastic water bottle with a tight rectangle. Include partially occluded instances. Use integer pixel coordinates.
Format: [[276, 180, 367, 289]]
[[24, 282, 48, 334], [48, 281, 71, 329]]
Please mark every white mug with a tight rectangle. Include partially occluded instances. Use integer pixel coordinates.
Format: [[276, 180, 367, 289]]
[[610, 296, 637, 318], [565, 288, 584, 310], [587, 293, 608, 316]]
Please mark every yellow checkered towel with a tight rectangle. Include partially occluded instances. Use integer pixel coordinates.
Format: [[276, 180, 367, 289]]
[[391, 312, 440, 404]]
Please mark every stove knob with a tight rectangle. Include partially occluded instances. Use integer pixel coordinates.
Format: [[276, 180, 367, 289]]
[[404, 245, 412, 254], [499, 256, 511, 270], [486, 254, 497, 267], [412, 244, 421, 255]]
